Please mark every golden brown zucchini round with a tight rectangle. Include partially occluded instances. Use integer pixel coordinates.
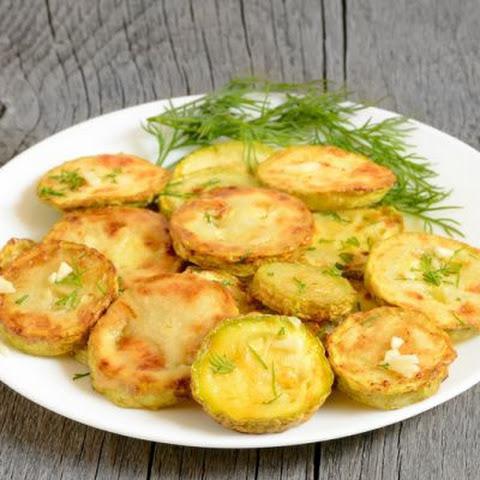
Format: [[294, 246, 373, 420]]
[[44, 207, 182, 278], [191, 313, 333, 433], [250, 262, 357, 322], [300, 207, 404, 278], [365, 232, 480, 339], [0, 238, 36, 271], [170, 187, 314, 276], [88, 272, 238, 409], [327, 306, 456, 409], [0, 240, 117, 356], [37, 153, 169, 210], [257, 145, 396, 210]]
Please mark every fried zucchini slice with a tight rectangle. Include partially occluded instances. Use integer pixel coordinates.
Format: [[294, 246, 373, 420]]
[[185, 266, 260, 314], [300, 207, 404, 278], [170, 187, 314, 276], [44, 207, 181, 278], [257, 145, 396, 210], [88, 272, 238, 409], [365, 232, 480, 339], [0, 240, 117, 356], [159, 167, 259, 217], [0, 238, 36, 271], [327, 307, 456, 409], [191, 313, 333, 433], [172, 141, 274, 178], [37, 153, 169, 210], [250, 262, 356, 322]]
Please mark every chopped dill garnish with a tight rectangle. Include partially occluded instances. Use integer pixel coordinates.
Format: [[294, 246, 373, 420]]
[[339, 252, 354, 264], [103, 168, 122, 184], [263, 362, 281, 404], [145, 77, 461, 236], [293, 277, 307, 293], [220, 279, 233, 287], [247, 344, 268, 369], [277, 327, 286, 336], [39, 187, 65, 197], [322, 265, 343, 277], [204, 211, 220, 224], [72, 372, 90, 381], [378, 363, 390, 370], [54, 290, 80, 311], [415, 252, 462, 287], [323, 211, 350, 224], [209, 353, 236, 374], [452, 311, 467, 326], [317, 238, 335, 244], [96, 280, 107, 295], [340, 236, 360, 249], [50, 169, 85, 191], [306, 246, 316, 252], [15, 294, 29, 305]]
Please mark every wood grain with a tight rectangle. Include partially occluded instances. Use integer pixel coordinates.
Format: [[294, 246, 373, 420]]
[[0, 0, 479, 479]]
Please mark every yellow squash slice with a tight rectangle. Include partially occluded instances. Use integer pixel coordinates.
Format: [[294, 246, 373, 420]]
[[88, 272, 238, 409], [365, 232, 480, 339], [250, 262, 357, 322], [159, 167, 259, 217], [327, 306, 456, 409], [172, 141, 274, 178], [170, 187, 314, 276], [45, 207, 182, 278], [300, 207, 404, 278], [191, 313, 333, 433], [37, 153, 169, 210], [257, 145, 396, 210], [0, 240, 117, 356]]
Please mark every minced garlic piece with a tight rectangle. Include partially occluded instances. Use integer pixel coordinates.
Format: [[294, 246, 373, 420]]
[[0, 276, 15, 294], [380, 336, 420, 378], [49, 261, 73, 284], [83, 170, 102, 187]]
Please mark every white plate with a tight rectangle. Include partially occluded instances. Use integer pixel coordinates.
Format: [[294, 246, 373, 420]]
[[0, 95, 479, 449]]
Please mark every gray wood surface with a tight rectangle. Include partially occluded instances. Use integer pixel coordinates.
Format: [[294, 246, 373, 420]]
[[0, 0, 479, 478]]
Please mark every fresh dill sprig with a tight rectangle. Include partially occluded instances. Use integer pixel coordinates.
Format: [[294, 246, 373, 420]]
[[72, 372, 90, 381], [54, 289, 80, 311], [50, 169, 85, 191], [209, 353, 236, 374], [145, 77, 461, 236], [39, 187, 65, 197]]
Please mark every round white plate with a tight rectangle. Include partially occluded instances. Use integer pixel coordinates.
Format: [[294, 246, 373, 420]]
[[0, 95, 479, 449]]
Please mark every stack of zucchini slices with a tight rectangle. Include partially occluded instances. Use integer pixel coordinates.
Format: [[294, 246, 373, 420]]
[[0, 142, 477, 434]]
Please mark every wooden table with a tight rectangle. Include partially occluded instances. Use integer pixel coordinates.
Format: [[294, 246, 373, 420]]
[[0, 1, 479, 478]]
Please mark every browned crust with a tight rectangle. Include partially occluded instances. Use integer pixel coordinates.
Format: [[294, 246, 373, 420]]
[[0, 240, 118, 355], [170, 187, 314, 266]]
